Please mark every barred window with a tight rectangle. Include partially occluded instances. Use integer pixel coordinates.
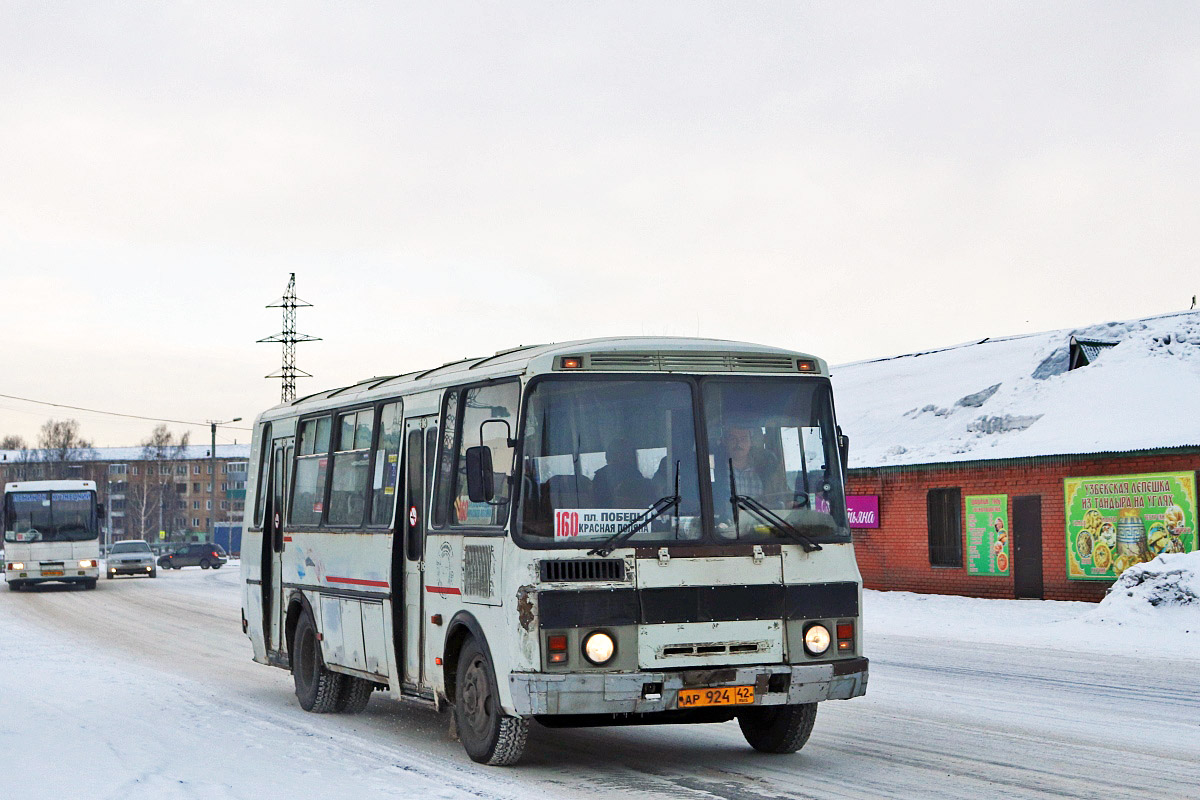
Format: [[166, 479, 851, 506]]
[[927, 488, 963, 567]]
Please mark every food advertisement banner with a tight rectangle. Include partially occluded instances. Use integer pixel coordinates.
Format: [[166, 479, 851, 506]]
[[1065, 472, 1197, 581], [966, 494, 1009, 576]]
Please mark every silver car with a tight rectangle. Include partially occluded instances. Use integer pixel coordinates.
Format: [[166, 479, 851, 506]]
[[106, 540, 158, 579]]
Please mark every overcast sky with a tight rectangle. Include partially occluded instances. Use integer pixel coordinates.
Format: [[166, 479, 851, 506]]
[[2, 2, 1197, 446]]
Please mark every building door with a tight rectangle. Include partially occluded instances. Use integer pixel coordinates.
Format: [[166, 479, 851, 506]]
[[1012, 495, 1043, 599], [395, 416, 435, 690]]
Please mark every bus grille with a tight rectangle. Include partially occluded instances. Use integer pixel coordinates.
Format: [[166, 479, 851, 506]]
[[463, 545, 494, 597], [539, 559, 626, 583], [577, 352, 800, 373]]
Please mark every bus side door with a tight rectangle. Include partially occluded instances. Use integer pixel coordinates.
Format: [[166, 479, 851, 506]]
[[398, 416, 436, 690], [266, 437, 292, 654]]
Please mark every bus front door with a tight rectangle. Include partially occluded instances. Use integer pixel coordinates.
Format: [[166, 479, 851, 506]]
[[397, 416, 435, 691]]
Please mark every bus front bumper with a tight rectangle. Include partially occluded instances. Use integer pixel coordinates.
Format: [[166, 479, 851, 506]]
[[508, 657, 867, 716]]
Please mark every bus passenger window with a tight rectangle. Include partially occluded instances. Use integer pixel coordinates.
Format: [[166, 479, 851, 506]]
[[370, 401, 404, 525], [328, 409, 374, 527], [292, 416, 331, 526], [449, 382, 519, 527]]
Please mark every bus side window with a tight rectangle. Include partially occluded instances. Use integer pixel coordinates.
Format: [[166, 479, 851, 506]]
[[405, 429, 424, 561], [370, 401, 404, 526], [448, 382, 519, 528], [292, 416, 331, 526], [253, 423, 271, 528], [327, 408, 373, 527]]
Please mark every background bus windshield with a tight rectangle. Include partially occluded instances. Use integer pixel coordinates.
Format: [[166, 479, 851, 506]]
[[4, 491, 99, 543]]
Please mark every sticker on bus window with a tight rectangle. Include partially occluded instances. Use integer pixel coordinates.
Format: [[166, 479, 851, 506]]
[[554, 509, 649, 539]]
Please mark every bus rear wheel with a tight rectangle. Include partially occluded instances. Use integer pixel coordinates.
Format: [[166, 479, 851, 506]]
[[82, 579, 97, 590], [455, 638, 528, 766], [737, 703, 818, 754], [335, 677, 374, 714], [292, 611, 343, 713], [6, 581, 20, 591]]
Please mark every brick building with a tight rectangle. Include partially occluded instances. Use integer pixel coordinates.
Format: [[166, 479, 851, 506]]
[[834, 311, 1200, 601], [1, 444, 251, 546]]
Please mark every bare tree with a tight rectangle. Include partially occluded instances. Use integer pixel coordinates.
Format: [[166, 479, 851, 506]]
[[1, 434, 26, 450], [36, 418, 95, 479], [139, 425, 191, 541]]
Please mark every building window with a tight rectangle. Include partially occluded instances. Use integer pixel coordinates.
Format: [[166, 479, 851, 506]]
[[194, 465, 201, 475], [207, 465, 213, 475], [193, 483, 201, 493], [927, 488, 963, 567], [192, 518, 200, 527], [206, 500, 212, 510], [176, 465, 187, 475], [220, 482, 228, 492], [110, 498, 126, 512], [233, 502, 244, 512], [159, 465, 171, 475], [174, 483, 186, 495], [176, 500, 186, 510], [131, 466, 139, 476], [108, 464, 127, 475], [220, 500, 230, 511], [225, 461, 248, 474]]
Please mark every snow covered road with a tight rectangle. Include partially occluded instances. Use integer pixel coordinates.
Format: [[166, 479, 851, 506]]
[[2, 569, 1198, 799]]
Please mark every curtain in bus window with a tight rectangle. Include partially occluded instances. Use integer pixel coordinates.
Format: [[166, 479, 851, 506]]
[[328, 409, 374, 527], [450, 382, 519, 527], [370, 402, 404, 525], [292, 416, 331, 526]]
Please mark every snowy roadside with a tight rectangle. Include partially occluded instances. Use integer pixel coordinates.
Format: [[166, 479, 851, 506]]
[[864, 552, 1200, 661]]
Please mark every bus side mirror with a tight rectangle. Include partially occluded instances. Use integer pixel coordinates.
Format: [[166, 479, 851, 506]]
[[465, 446, 495, 503], [97, 503, 106, 518], [837, 430, 850, 472]]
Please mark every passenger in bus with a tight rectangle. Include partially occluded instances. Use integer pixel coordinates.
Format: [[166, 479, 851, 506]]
[[592, 437, 656, 509]]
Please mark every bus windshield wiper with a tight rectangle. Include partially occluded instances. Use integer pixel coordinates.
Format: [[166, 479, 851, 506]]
[[588, 462, 680, 557], [728, 459, 822, 553]]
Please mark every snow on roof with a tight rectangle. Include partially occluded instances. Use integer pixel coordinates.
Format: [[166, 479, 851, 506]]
[[0, 443, 251, 464], [833, 310, 1200, 469]]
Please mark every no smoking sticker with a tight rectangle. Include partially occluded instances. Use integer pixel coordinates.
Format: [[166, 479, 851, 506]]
[[409, 506, 419, 527]]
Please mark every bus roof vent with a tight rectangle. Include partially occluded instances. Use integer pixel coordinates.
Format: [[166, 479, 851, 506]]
[[539, 559, 626, 583], [566, 352, 801, 373]]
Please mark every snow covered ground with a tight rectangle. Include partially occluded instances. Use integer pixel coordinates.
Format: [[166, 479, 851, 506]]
[[2, 565, 1198, 799]]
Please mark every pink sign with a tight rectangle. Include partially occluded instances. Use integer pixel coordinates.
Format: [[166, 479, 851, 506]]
[[847, 495, 880, 529]]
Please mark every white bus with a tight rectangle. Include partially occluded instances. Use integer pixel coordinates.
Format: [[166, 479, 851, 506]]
[[241, 338, 868, 764], [4, 480, 102, 590]]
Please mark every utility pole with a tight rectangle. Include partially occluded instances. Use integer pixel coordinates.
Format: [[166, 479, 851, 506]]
[[259, 273, 320, 403], [209, 418, 242, 544]]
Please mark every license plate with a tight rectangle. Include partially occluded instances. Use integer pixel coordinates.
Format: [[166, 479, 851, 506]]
[[42, 570, 64, 576], [677, 685, 754, 708]]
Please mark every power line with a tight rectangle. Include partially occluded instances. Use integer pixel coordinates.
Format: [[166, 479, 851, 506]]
[[0, 392, 251, 431], [259, 272, 320, 403]]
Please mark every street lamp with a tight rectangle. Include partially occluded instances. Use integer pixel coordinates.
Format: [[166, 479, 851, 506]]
[[209, 417, 242, 545]]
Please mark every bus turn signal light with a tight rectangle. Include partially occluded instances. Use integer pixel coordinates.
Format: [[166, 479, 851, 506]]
[[837, 622, 854, 651]]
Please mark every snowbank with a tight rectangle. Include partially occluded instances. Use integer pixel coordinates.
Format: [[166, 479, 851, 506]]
[[865, 582, 1200, 661]]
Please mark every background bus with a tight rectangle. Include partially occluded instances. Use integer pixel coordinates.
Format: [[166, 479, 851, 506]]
[[4, 480, 102, 590]]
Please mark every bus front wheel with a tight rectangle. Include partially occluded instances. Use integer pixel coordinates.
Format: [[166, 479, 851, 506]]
[[292, 611, 344, 713], [737, 703, 818, 754], [454, 638, 528, 766]]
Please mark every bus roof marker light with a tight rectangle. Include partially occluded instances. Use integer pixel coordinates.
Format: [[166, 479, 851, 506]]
[[561, 357, 583, 369], [797, 360, 817, 372]]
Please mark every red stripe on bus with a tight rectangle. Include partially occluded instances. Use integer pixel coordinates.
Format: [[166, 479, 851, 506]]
[[426, 585, 461, 595], [326, 576, 390, 588], [282, 536, 293, 542]]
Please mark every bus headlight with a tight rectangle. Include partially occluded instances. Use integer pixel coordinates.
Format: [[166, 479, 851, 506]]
[[80, 560, 98, 569], [803, 623, 831, 656], [582, 631, 616, 665]]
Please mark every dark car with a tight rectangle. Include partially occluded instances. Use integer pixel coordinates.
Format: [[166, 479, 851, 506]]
[[157, 543, 228, 570]]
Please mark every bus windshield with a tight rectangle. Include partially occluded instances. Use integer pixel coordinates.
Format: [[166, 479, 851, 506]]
[[3, 491, 99, 543], [516, 376, 850, 548]]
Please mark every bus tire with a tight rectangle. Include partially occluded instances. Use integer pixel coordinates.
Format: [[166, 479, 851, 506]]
[[737, 702, 818, 754], [82, 579, 98, 590], [335, 677, 374, 714], [6, 581, 19, 591], [291, 611, 343, 713], [455, 638, 528, 766]]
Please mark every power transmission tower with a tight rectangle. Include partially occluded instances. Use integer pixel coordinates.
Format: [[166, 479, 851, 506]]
[[258, 273, 321, 403]]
